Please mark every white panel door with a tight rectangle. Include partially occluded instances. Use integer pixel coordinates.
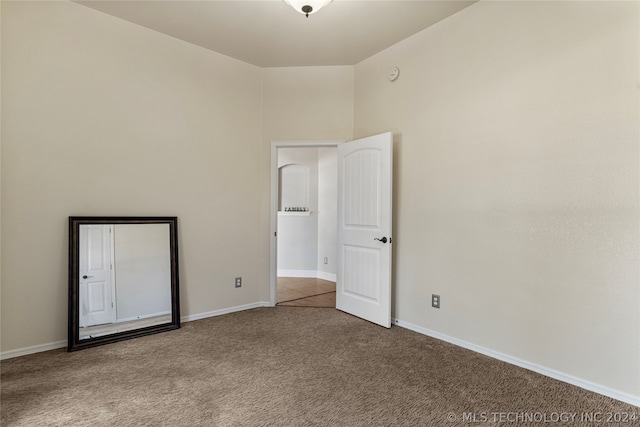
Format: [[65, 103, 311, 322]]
[[79, 225, 116, 327], [337, 132, 393, 327]]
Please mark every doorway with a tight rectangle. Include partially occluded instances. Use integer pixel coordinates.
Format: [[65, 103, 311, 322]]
[[276, 277, 336, 307], [269, 141, 342, 307], [270, 133, 393, 327]]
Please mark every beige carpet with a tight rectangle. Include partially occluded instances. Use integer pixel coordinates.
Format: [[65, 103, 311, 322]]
[[1, 307, 636, 426]]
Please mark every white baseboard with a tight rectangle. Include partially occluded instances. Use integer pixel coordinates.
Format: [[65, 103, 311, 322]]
[[278, 269, 317, 278], [180, 302, 271, 323], [317, 271, 337, 282], [8, 307, 635, 408], [1, 340, 67, 360], [0, 303, 271, 360], [392, 317, 640, 408], [278, 269, 336, 282], [117, 310, 172, 323]]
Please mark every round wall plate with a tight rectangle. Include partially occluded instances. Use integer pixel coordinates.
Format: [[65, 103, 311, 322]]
[[388, 67, 400, 81]]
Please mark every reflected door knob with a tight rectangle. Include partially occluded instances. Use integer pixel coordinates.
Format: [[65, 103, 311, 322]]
[[374, 237, 388, 244]]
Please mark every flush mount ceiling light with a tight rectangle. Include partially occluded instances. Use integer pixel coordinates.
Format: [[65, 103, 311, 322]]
[[283, 0, 334, 18]]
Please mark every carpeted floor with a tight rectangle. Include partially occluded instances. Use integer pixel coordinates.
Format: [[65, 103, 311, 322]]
[[1, 307, 637, 426]]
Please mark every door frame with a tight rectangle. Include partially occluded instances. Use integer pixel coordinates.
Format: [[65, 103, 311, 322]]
[[269, 140, 343, 306]]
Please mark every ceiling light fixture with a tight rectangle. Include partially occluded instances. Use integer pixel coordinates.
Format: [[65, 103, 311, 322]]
[[283, 0, 333, 18]]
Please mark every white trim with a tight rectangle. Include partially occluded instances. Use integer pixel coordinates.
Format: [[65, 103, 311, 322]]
[[270, 140, 344, 307], [277, 270, 337, 282], [117, 310, 172, 323], [181, 302, 272, 322], [5, 307, 636, 408], [317, 271, 337, 282], [1, 303, 272, 360], [277, 269, 318, 278], [1, 340, 67, 360], [278, 211, 312, 216], [109, 225, 117, 325], [392, 317, 640, 408]]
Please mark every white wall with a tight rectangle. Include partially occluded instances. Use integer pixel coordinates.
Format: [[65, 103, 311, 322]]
[[317, 147, 337, 278], [354, 1, 639, 400], [277, 148, 319, 274], [1, 1, 263, 352], [114, 224, 171, 321], [276, 147, 337, 279]]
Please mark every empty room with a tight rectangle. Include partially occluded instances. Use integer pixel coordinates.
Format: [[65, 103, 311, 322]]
[[1, 0, 638, 425]]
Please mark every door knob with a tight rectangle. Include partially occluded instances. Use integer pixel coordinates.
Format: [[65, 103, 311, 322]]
[[82, 275, 91, 279], [374, 237, 388, 244]]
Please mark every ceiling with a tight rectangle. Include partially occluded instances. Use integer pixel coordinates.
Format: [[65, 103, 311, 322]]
[[76, 0, 476, 67]]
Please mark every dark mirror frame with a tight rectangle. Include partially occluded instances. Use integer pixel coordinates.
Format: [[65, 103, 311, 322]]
[[68, 216, 180, 352]]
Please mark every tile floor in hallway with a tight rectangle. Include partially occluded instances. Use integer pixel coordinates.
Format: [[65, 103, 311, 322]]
[[276, 277, 336, 308]]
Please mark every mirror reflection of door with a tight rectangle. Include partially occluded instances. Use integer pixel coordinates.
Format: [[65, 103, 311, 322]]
[[78, 223, 172, 340], [69, 217, 179, 351], [79, 225, 116, 327]]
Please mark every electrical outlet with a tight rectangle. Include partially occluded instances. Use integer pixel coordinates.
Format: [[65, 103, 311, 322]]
[[323, 257, 328, 265], [235, 277, 242, 288], [432, 294, 440, 309]]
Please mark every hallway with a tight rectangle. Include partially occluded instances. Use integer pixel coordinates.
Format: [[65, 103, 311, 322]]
[[276, 277, 335, 308]]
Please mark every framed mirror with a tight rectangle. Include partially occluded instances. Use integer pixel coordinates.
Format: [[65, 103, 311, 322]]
[[68, 216, 180, 351]]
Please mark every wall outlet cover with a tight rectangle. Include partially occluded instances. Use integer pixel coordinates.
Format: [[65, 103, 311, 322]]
[[432, 294, 440, 309]]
